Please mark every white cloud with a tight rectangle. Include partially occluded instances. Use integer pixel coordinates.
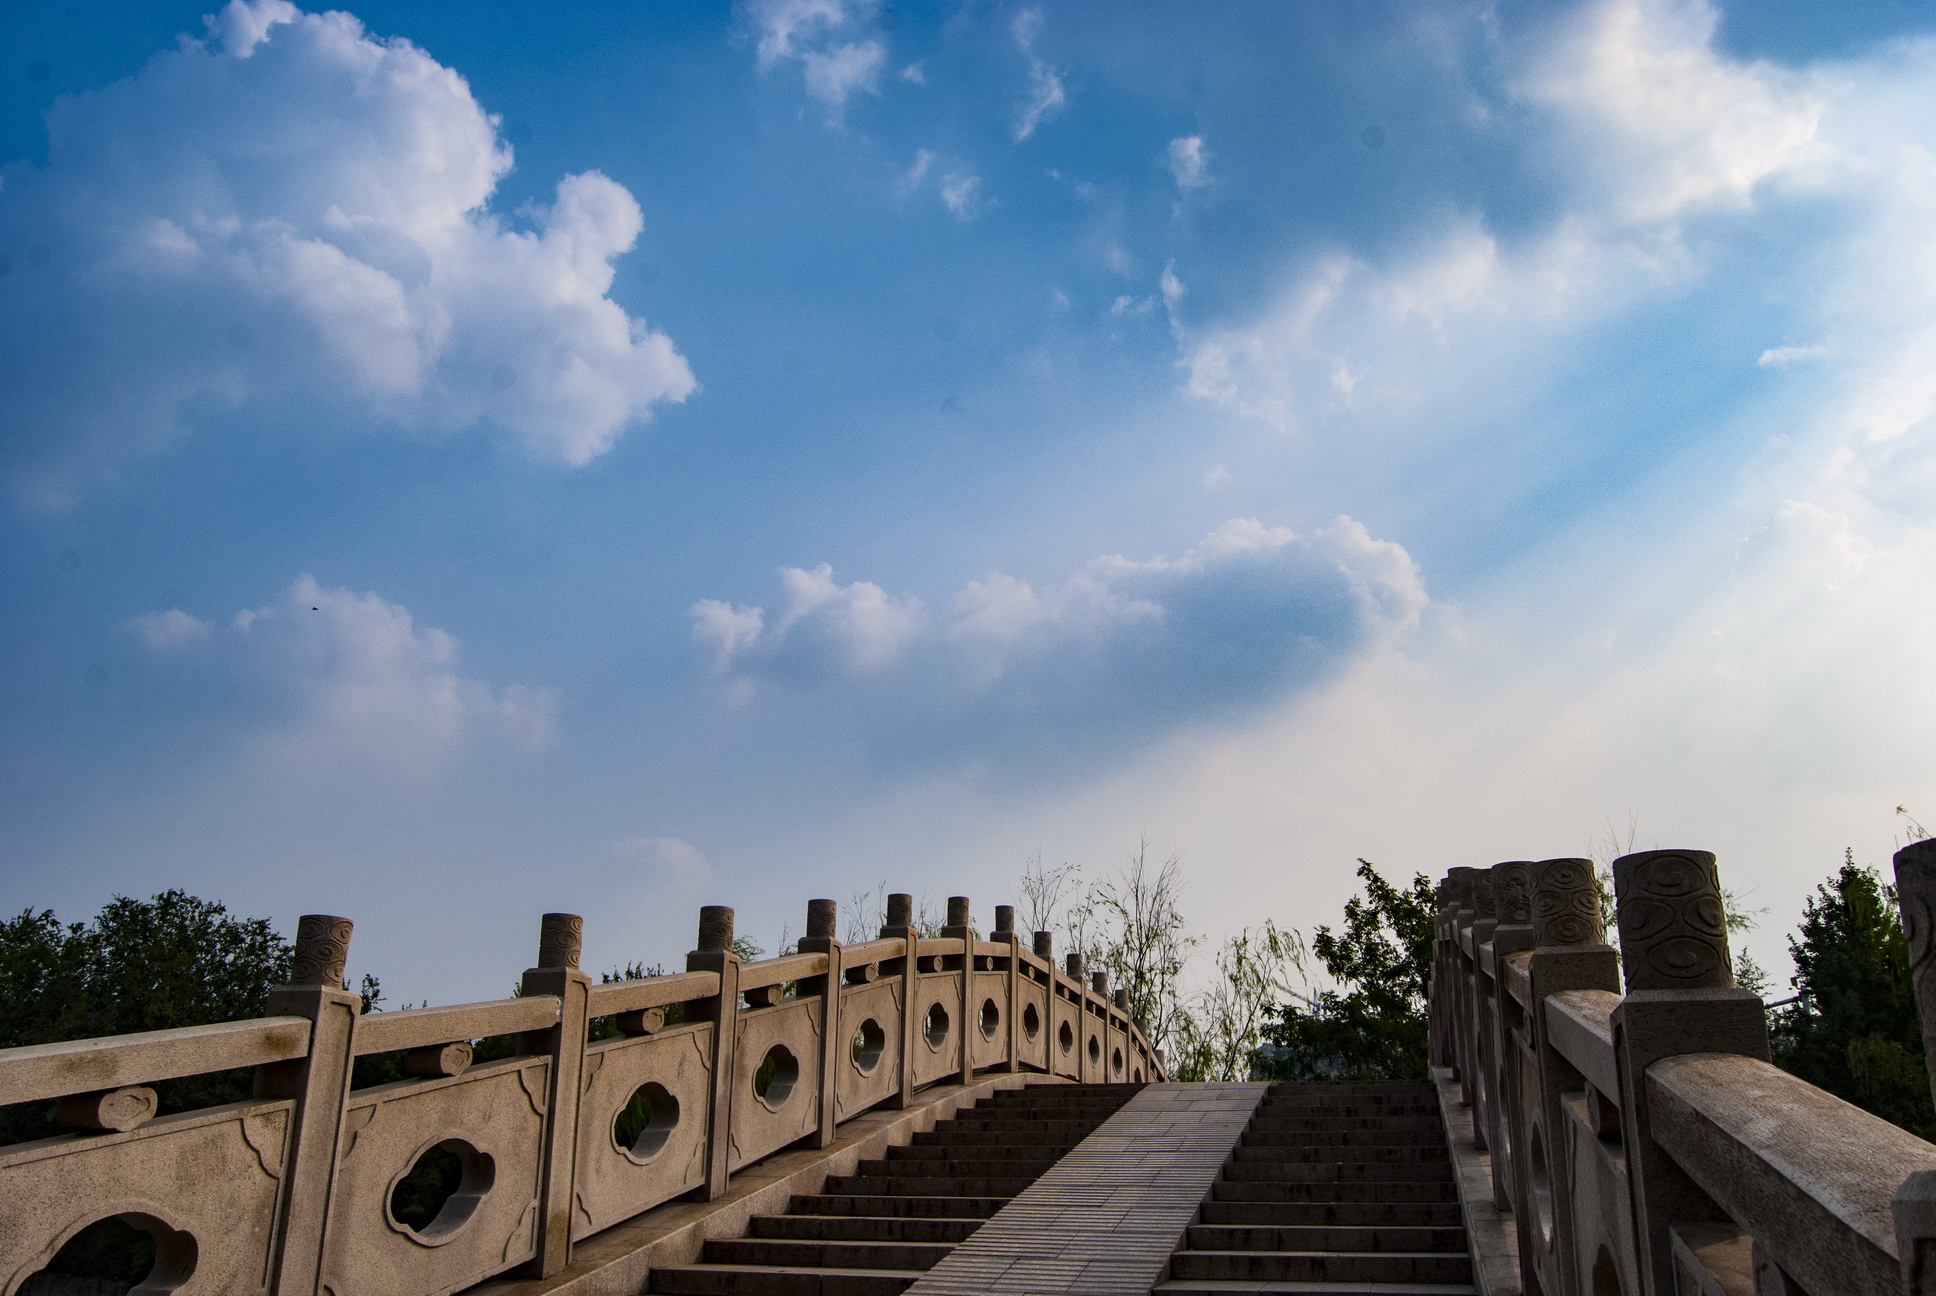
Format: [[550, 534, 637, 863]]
[[131, 573, 556, 773], [1111, 295, 1155, 318], [939, 172, 986, 220], [0, 1, 694, 510], [615, 835, 712, 882], [124, 609, 212, 650], [692, 519, 1426, 755], [1011, 8, 1066, 142], [1758, 343, 1830, 368], [900, 61, 927, 84], [1167, 136, 1209, 190], [746, 0, 885, 113]]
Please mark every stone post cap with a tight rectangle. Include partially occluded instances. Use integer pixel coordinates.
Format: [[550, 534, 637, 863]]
[[290, 915, 353, 988], [1531, 857, 1606, 948], [695, 905, 736, 955], [537, 913, 583, 970], [1471, 872, 1497, 921], [940, 895, 976, 940], [806, 898, 837, 941], [1113, 988, 1129, 1011], [881, 892, 914, 937], [1613, 849, 1732, 992], [1066, 951, 1085, 978], [1033, 930, 1053, 959], [1091, 971, 1109, 995], [994, 904, 1015, 935], [1445, 867, 1477, 914]]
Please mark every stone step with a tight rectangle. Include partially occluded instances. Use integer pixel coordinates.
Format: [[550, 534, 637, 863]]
[[1168, 1250, 1474, 1284], [789, 1194, 1009, 1219], [700, 1238, 952, 1271], [648, 1263, 920, 1295], [749, 1215, 984, 1244], [1212, 1180, 1459, 1205], [1198, 1201, 1464, 1228], [1246, 1115, 1443, 1132], [1154, 1281, 1477, 1295], [926, 1119, 1112, 1135], [822, 1173, 1041, 1197], [1266, 1082, 1437, 1096], [1241, 1130, 1444, 1148], [1221, 1161, 1454, 1184], [1186, 1225, 1469, 1253], [1232, 1144, 1450, 1164], [886, 1142, 1081, 1161], [853, 1156, 1063, 1178], [1254, 1103, 1441, 1119]]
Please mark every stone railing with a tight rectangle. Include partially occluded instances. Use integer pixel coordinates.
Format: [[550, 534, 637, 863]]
[[1430, 842, 1936, 1296], [0, 892, 1162, 1296]]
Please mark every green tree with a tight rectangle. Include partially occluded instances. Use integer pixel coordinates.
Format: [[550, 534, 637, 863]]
[[1260, 861, 1434, 1082], [1770, 852, 1934, 1139]]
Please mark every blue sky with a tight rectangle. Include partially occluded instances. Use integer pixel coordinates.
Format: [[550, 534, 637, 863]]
[[4, 0, 1936, 1001]]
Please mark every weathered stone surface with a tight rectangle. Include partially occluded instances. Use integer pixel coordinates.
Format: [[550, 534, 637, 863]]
[[1531, 856, 1604, 949], [1613, 849, 1732, 992]]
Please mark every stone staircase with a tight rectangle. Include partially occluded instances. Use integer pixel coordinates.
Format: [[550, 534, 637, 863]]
[[1156, 1080, 1477, 1296], [649, 1083, 1142, 1295]]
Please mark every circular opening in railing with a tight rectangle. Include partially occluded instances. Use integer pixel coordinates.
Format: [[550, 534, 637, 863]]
[[614, 1082, 680, 1163], [924, 1002, 951, 1050], [390, 1139, 495, 1243], [1134, 1067, 1144, 1082], [852, 1018, 886, 1074], [754, 1044, 800, 1110], [979, 997, 1000, 1039], [26, 1213, 197, 1293], [1111, 1047, 1123, 1075], [1022, 1003, 1041, 1040], [1058, 1020, 1074, 1054], [1528, 1119, 1556, 1250], [1087, 1034, 1101, 1065]]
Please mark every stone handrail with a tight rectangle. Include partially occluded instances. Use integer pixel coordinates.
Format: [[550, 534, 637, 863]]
[[1429, 842, 1936, 1296], [0, 892, 1162, 1296]]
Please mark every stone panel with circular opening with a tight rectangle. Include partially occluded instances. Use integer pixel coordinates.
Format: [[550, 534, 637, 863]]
[[1058, 1020, 1075, 1055], [852, 1017, 886, 1074], [0, 1102, 289, 1296], [729, 996, 822, 1171], [24, 1212, 197, 1294], [1022, 1002, 1042, 1040], [924, 1002, 951, 1051], [753, 1044, 800, 1110], [979, 998, 1001, 1039], [1088, 1034, 1102, 1072], [835, 980, 903, 1120], [1111, 1046, 1124, 1075], [613, 1082, 680, 1163], [389, 1137, 495, 1243], [578, 1023, 714, 1233]]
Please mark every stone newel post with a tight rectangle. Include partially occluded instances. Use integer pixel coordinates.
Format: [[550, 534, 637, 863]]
[[1891, 839, 1936, 1294], [941, 897, 976, 1084], [880, 893, 920, 1108], [261, 915, 360, 1296], [994, 906, 1023, 1074], [797, 898, 846, 1149], [1609, 850, 1769, 1296], [522, 913, 591, 1277], [688, 905, 742, 1198]]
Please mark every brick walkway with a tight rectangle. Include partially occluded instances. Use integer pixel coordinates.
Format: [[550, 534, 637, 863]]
[[904, 1083, 1267, 1295]]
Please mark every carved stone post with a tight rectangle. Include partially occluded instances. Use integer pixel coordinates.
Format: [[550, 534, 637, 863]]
[[1446, 867, 1479, 1098], [797, 898, 845, 1149], [520, 913, 591, 1277], [1891, 839, 1936, 1294], [1484, 860, 1536, 1208], [1466, 871, 1498, 1140], [261, 915, 359, 1296], [881, 893, 919, 1109], [688, 905, 742, 1199], [1519, 858, 1621, 1296], [941, 896, 975, 1085], [995, 905, 1023, 1073], [1431, 878, 1455, 1069], [1610, 850, 1768, 1296]]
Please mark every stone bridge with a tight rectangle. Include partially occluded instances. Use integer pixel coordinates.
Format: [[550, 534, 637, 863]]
[[7, 845, 1936, 1296]]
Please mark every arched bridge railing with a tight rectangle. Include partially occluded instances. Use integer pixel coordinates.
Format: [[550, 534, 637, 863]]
[[0, 893, 1162, 1296], [1431, 842, 1936, 1296]]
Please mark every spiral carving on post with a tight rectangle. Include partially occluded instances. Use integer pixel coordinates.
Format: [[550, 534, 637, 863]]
[[1492, 861, 1534, 925], [994, 905, 1015, 935], [1612, 849, 1731, 991], [946, 896, 971, 928], [1531, 857, 1604, 948], [538, 913, 584, 970], [806, 898, 837, 941], [1893, 839, 1936, 1105], [1034, 930, 1053, 959], [1471, 872, 1497, 921], [697, 905, 735, 953], [1446, 867, 1477, 916], [883, 893, 913, 933], [290, 914, 353, 988]]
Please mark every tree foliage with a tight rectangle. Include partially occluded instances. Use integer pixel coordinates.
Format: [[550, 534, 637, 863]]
[[1770, 852, 1934, 1139], [1073, 840, 1197, 1053], [1260, 861, 1434, 1082], [1168, 921, 1303, 1082]]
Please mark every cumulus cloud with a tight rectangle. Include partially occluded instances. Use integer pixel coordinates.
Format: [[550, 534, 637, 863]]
[[129, 573, 555, 773], [0, 0, 694, 510], [1011, 8, 1067, 142], [692, 518, 1426, 758], [1167, 136, 1208, 190], [901, 149, 988, 219], [747, 0, 886, 114]]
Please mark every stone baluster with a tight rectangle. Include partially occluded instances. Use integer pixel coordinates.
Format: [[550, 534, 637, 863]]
[[1481, 861, 1536, 1207], [1445, 867, 1479, 1101], [1518, 858, 1620, 1296], [521, 913, 591, 1276], [1610, 850, 1768, 1296], [994, 905, 1023, 1073], [797, 897, 845, 1149], [260, 915, 359, 1296], [688, 905, 742, 1198], [1466, 871, 1498, 1137], [1891, 839, 1936, 1294], [880, 893, 919, 1109], [940, 896, 976, 1084]]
